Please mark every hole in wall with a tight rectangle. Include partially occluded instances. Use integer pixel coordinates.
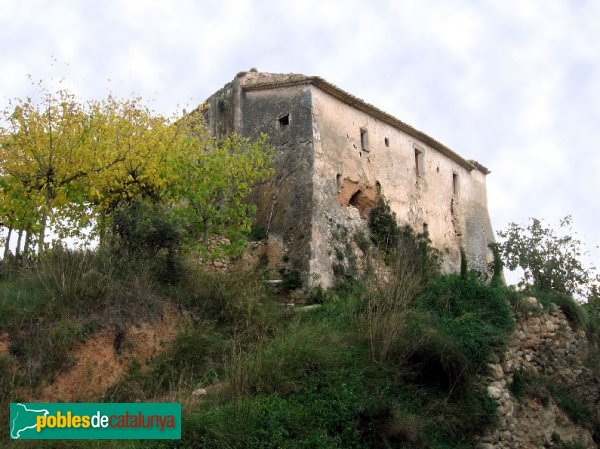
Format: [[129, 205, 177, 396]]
[[384, 137, 389, 147], [278, 114, 290, 127], [337, 178, 377, 219]]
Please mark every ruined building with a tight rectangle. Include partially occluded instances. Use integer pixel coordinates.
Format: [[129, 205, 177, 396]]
[[203, 70, 495, 287]]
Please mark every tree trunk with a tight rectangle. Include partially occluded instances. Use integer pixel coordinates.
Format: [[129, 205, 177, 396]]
[[39, 210, 47, 254], [4, 226, 12, 259], [15, 229, 23, 258], [23, 230, 32, 260]]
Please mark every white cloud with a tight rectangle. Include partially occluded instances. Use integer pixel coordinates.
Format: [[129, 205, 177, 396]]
[[0, 0, 599, 277]]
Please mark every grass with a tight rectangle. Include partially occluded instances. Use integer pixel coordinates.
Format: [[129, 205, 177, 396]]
[[0, 275, 47, 329], [0, 245, 519, 449]]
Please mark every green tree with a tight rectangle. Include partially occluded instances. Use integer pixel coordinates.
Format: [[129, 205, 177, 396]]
[[168, 131, 273, 258], [496, 216, 595, 296]]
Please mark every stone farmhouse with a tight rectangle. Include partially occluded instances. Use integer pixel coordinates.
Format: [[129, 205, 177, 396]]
[[202, 70, 495, 287]]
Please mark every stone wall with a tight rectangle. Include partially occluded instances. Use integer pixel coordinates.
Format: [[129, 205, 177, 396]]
[[478, 297, 600, 449]]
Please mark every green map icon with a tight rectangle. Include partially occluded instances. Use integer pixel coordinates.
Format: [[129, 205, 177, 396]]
[[10, 403, 49, 439]]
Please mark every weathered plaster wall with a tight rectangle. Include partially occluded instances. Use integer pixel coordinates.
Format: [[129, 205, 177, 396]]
[[204, 73, 316, 277], [310, 86, 494, 286], [203, 71, 495, 287], [240, 86, 315, 276]]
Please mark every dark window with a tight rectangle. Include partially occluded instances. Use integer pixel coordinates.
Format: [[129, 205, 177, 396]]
[[415, 148, 424, 177], [452, 172, 459, 196], [278, 114, 290, 127], [384, 137, 389, 147], [360, 128, 369, 151]]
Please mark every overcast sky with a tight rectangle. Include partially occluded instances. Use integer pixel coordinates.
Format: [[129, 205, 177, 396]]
[[1, 0, 599, 274]]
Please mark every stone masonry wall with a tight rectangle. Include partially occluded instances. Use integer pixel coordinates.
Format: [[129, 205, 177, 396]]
[[478, 297, 600, 449]]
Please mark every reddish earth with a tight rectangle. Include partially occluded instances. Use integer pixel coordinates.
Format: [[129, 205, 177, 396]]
[[37, 307, 180, 402]]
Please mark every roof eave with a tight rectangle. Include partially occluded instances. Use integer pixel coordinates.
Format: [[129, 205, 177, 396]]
[[242, 77, 487, 174]]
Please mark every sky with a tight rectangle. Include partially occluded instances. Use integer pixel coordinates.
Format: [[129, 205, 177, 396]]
[[1, 0, 599, 276]]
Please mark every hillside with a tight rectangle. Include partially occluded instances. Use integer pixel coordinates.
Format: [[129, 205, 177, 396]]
[[1, 231, 599, 448]]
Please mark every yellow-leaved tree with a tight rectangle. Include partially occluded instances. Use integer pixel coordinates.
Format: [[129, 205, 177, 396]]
[[0, 85, 273, 258]]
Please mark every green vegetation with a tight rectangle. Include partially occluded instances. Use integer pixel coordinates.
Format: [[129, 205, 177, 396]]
[[496, 215, 598, 297], [0, 84, 273, 259], [1, 85, 596, 448], [0, 219, 518, 448]]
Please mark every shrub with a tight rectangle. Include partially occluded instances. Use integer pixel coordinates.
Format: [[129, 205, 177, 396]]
[[497, 216, 596, 296], [534, 290, 587, 330], [488, 242, 505, 287], [178, 268, 277, 332], [405, 275, 514, 389], [9, 318, 88, 386], [0, 276, 46, 330], [34, 245, 113, 307], [509, 367, 529, 399], [369, 196, 399, 253], [369, 196, 439, 273], [228, 321, 346, 398], [364, 255, 427, 363], [111, 198, 183, 284]]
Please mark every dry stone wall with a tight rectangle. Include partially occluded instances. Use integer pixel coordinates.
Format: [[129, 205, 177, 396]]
[[478, 297, 600, 449]]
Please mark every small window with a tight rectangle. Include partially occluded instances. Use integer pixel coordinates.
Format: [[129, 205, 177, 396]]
[[360, 128, 369, 151], [415, 148, 424, 177], [452, 172, 459, 196], [384, 137, 389, 147], [278, 114, 290, 127], [423, 223, 429, 235]]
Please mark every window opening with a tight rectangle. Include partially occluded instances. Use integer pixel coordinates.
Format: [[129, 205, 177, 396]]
[[360, 128, 369, 151], [415, 148, 424, 177], [278, 114, 290, 127], [452, 172, 459, 196]]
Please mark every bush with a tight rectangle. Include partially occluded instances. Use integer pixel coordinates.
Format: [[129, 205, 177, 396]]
[[497, 216, 596, 296], [368, 196, 440, 277], [509, 368, 528, 399], [176, 377, 364, 449], [228, 321, 347, 398], [404, 275, 514, 389], [369, 196, 399, 253], [34, 245, 113, 306], [178, 268, 278, 332], [111, 198, 183, 284], [0, 276, 46, 330], [534, 290, 588, 330], [364, 254, 427, 363]]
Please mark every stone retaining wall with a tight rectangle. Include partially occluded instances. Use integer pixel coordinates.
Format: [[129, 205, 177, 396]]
[[478, 297, 599, 449]]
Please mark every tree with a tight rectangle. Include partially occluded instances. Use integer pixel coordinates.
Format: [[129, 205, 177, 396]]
[[496, 216, 595, 296], [0, 84, 274, 259], [168, 131, 273, 258]]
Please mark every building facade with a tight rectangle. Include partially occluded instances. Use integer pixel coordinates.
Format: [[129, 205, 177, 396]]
[[203, 70, 495, 287]]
